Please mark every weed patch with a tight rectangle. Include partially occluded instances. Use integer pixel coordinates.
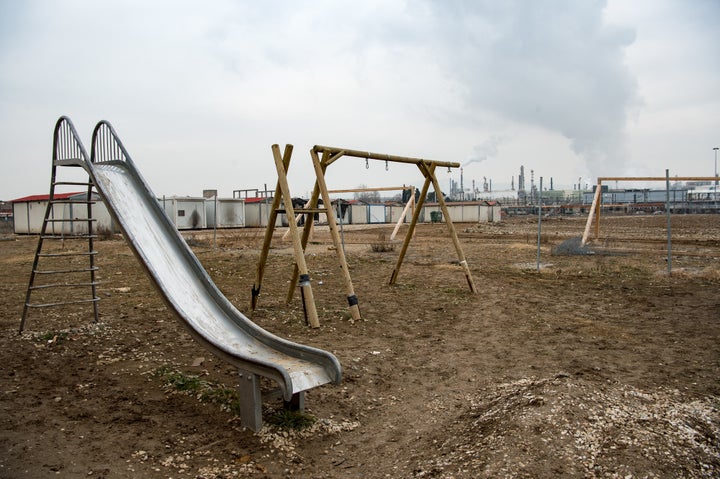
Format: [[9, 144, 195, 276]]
[[267, 409, 316, 430], [152, 366, 242, 414], [35, 331, 69, 345], [370, 232, 396, 253]]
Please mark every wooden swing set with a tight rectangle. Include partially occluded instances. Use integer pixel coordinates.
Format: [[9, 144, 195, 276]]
[[252, 144, 478, 327]]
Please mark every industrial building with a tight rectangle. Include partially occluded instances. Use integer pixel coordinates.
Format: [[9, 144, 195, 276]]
[[11, 192, 118, 235]]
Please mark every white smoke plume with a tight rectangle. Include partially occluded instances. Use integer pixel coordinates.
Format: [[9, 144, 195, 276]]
[[464, 136, 502, 166], [421, 0, 640, 177]]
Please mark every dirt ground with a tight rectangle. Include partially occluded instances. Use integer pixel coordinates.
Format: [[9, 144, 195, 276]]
[[1, 214, 719, 478]]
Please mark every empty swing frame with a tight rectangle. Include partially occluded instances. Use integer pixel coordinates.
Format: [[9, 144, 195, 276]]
[[252, 144, 478, 327]]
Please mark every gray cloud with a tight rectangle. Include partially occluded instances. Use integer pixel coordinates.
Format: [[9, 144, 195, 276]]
[[0, 0, 716, 201], [417, 0, 639, 176]]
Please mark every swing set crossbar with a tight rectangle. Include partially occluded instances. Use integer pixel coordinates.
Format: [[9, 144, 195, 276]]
[[313, 145, 460, 169]]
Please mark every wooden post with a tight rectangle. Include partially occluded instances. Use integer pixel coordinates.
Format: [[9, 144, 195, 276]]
[[390, 170, 432, 285], [286, 165, 324, 304], [310, 149, 362, 321], [272, 145, 320, 328], [390, 187, 415, 240], [593, 181, 602, 241], [581, 181, 602, 246], [252, 145, 292, 310], [428, 165, 478, 293]]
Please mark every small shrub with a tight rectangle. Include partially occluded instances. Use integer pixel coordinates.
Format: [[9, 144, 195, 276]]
[[267, 409, 316, 429], [201, 387, 243, 415], [370, 242, 395, 253], [0, 220, 13, 234], [370, 232, 396, 253], [35, 331, 69, 344], [166, 372, 204, 392], [153, 367, 206, 392], [152, 367, 242, 414], [96, 225, 117, 241], [185, 236, 210, 248]]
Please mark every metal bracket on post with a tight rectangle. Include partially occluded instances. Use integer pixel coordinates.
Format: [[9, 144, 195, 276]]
[[238, 369, 263, 432]]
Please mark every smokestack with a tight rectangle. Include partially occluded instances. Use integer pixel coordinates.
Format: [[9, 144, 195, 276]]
[[489, 179, 492, 192], [511, 176, 515, 190], [531, 170, 536, 203], [460, 168, 464, 200], [550, 177, 554, 190]]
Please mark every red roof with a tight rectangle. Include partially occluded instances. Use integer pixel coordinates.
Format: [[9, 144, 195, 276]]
[[11, 192, 84, 203], [243, 197, 270, 204]]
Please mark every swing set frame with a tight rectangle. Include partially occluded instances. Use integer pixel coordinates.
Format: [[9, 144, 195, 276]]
[[252, 144, 478, 327]]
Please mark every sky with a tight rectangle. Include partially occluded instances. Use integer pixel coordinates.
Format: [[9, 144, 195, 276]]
[[1, 0, 718, 201]]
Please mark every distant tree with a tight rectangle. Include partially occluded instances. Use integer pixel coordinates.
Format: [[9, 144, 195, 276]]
[[425, 190, 447, 203], [354, 185, 381, 203], [402, 187, 421, 203]]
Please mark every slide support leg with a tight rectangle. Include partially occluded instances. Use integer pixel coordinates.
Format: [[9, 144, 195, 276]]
[[284, 391, 305, 411], [238, 369, 263, 432]]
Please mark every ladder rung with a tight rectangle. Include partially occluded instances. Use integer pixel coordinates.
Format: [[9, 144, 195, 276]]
[[29, 282, 100, 290], [26, 298, 100, 308], [38, 251, 97, 258], [45, 218, 97, 223], [41, 234, 98, 240], [52, 181, 93, 186], [33, 267, 99, 274]]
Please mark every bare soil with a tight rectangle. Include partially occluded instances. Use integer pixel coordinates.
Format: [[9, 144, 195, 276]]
[[1, 214, 719, 478]]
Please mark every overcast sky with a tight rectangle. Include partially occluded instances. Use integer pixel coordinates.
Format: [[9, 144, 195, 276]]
[[1, 0, 718, 200]]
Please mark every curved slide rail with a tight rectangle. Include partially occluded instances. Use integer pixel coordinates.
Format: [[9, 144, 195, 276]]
[[85, 120, 341, 429]]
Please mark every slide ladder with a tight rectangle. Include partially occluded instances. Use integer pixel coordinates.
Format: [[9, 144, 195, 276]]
[[20, 117, 100, 333]]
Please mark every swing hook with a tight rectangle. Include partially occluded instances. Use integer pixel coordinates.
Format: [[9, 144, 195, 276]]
[[447, 166, 451, 173], [365, 158, 369, 169], [385, 160, 389, 171]]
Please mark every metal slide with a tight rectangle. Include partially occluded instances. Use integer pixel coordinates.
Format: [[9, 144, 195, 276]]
[[85, 119, 341, 430]]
